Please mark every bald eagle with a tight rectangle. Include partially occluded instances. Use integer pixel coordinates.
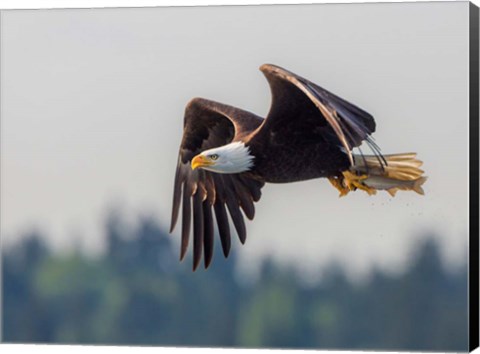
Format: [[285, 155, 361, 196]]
[[170, 64, 426, 270]]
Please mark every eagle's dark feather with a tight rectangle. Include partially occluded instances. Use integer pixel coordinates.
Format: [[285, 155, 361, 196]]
[[171, 65, 381, 270]]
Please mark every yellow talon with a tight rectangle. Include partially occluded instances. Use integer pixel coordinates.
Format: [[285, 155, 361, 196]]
[[328, 176, 350, 197], [341, 170, 377, 196], [341, 171, 366, 190]]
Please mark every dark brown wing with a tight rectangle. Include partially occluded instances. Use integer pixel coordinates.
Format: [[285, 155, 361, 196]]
[[170, 98, 264, 270], [252, 64, 383, 167]]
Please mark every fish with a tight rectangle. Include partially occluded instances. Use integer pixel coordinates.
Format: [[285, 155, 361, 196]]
[[363, 175, 428, 197]]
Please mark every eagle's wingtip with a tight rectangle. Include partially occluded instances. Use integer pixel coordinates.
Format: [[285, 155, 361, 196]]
[[259, 63, 279, 73], [259, 64, 296, 83]]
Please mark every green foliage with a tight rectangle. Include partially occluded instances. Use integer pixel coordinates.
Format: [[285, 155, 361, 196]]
[[2, 216, 468, 351]]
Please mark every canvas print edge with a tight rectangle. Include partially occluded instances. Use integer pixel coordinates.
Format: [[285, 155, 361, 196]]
[[469, 2, 480, 351]]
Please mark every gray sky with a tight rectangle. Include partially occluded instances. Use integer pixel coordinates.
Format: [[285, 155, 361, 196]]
[[0, 2, 470, 279]]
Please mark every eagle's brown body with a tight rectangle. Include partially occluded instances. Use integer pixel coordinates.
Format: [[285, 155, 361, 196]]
[[170, 64, 426, 270], [246, 127, 351, 183]]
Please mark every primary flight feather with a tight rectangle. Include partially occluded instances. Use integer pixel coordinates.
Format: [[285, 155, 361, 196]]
[[170, 64, 426, 270]]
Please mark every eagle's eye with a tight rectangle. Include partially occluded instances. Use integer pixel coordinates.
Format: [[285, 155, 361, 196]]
[[209, 154, 219, 161]]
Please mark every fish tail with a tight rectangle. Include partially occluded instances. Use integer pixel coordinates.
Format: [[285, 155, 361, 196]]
[[412, 176, 428, 195]]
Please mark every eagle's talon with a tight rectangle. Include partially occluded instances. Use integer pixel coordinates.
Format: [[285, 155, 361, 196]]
[[342, 170, 377, 195], [328, 176, 350, 197]]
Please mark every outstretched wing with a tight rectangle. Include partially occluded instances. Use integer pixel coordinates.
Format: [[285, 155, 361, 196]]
[[170, 98, 264, 270], [254, 64, 383, 166]]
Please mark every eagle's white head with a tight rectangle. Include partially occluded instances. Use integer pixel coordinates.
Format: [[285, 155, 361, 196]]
[[191, 142, 254, 174]]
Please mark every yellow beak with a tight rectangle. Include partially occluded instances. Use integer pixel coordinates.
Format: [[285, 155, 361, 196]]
[[191, 154, 214, 170]]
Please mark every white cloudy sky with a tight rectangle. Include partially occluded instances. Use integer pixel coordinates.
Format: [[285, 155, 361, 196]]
[[0, 2, 471, 279]]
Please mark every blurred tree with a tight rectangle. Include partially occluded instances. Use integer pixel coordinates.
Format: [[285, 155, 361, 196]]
[[1, 216, 469, 351], [2, 233, 53, 341]]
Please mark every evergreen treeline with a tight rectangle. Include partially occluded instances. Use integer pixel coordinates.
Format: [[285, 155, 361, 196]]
[[2, 213, 468, 351]]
